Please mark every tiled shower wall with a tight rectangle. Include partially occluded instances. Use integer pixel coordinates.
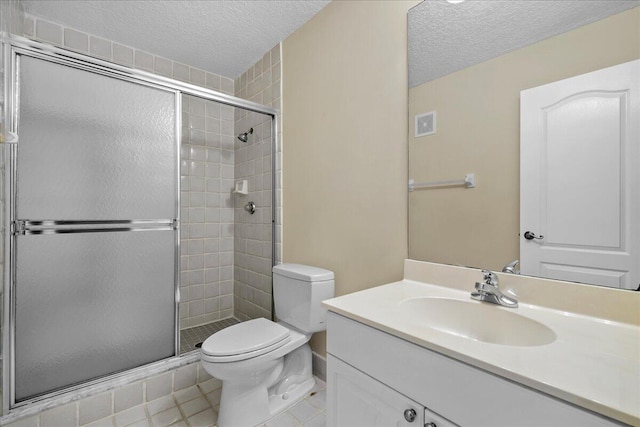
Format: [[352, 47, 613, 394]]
[[233, 45, 282, 321], [179, 95, 236, 328]]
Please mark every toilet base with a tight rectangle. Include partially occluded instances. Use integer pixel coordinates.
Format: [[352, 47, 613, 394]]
[[215, 344, 315, 427], [266, 375, 315, 422]]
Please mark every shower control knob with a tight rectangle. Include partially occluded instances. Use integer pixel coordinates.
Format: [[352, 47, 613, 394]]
[[425, 423, 437, 427], [244, 201, 256, 215], [404, 408, 417, 422]]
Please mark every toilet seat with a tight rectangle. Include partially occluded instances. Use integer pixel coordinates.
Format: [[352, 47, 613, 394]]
[[201, 318, 291, 363]]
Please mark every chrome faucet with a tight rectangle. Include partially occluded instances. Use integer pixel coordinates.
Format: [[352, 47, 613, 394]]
[[501, 259, 520, 275], [471, 270, 518, 308]]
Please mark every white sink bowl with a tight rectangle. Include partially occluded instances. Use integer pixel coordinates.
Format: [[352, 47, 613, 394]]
[[399, 297, 556, 347]]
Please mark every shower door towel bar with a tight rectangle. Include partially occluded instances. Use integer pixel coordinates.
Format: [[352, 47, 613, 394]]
[[408, 173, 475, 192], [12, 219, 178, 235]]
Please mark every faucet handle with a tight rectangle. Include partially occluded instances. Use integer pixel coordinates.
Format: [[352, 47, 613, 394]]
[[481, 269, 499, 287]]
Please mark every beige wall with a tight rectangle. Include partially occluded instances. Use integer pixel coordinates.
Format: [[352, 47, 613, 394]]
[[282, 0, 417, 356], [409, 8, 640, 272]]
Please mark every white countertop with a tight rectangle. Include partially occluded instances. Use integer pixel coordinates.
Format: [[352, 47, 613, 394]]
[[323, 276, 640, 426]]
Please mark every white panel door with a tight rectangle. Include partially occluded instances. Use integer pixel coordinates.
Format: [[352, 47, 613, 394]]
[[520, 59, 639, 289]]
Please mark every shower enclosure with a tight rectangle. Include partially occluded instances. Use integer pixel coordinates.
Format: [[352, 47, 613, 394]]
[[1, 34, 276, 412]]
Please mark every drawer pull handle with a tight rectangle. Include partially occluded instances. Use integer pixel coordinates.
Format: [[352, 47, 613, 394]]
[[404, 408, 417, 422]]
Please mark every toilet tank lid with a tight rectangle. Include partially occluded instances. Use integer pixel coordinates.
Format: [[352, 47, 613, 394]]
[[273, 263, 334, 281]]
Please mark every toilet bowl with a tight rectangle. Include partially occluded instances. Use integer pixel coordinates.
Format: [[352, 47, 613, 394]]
[[200, 264, 334, 427]]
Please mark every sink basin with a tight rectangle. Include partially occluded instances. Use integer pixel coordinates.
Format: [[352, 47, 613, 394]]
[[399, 297, 556, 347]]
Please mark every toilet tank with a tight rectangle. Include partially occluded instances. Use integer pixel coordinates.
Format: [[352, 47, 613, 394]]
[[273, 263, 335, 333]]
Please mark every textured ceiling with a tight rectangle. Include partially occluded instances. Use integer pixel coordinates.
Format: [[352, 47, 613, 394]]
[[21, 0, 330, 79], [409, 0, 640, 87]]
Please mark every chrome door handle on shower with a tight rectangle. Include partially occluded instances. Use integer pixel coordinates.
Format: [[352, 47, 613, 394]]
[[244, 201, 256, 214], [524, 231, 544, 240]]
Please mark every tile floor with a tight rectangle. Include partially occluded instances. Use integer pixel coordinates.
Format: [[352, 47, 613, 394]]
[[82, 377, 326, 427]]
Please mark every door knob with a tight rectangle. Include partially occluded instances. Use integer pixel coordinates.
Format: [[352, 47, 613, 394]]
[[524, 231, 544, 240]]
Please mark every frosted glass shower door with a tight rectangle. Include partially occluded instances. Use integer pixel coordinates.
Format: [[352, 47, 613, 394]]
[[12, 55, 179, 402], [15, 232, 176, 401], [16, 56, 177, 220]]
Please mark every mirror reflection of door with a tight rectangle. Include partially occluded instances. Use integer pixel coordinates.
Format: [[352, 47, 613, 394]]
[[520, 59, 639, 289]]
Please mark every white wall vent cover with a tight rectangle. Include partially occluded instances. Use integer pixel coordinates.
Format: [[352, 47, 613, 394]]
[[415, 111, 436, 137]]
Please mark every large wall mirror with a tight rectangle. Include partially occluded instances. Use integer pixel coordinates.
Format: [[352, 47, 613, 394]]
[[408, 0, 640, 289]]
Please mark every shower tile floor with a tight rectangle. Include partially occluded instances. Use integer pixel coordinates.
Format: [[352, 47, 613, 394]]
[[90, 377, 326, 427], [180, 318, 240, 354]]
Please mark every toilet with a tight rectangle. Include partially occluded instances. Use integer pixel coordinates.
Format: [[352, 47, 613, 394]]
[[200, 263, 335, 427]]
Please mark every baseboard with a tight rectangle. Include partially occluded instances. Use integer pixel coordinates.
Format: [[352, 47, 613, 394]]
[[311, 351, 327, 381]]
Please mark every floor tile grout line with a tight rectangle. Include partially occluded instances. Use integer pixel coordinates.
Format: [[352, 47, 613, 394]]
[[172, 392, 192, 427]]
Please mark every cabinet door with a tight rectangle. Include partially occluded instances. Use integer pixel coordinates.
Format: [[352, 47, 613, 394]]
[[327, 354, 425, 427]]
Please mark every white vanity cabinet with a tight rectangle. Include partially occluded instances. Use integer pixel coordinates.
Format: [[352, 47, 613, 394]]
[[326, 312, 625, 427]]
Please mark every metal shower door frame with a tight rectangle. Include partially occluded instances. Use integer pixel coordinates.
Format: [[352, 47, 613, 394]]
[[1, 34, 278, 414]]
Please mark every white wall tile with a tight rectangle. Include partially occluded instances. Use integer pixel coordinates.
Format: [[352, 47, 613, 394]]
[[64, 28, 88, 52], [174, 364, 197, 391], [231, 43, 281, 321], [154, 56, 172, 77], [180, 97, 237, 329], [3, 415, 38, 427], [23, 16, 35, 37], [40, 402, 77, 427], [36, 19, 63, 44], [114, 381, 143, 412], [112, 43, 134, 66], [189, 301, 204, 317], [190, 115, 206, 131], [189, 97, 206, 115], [221, 77, 233, 94], [79, 392, 113, 426], [173, 62, 190, 82], [190, 130, 206, 146], [89, 36, 112, 59], [206, 73, 221, 90], [189, 270, 204, 285], [134, 50, 153, 71], [271, 44, 281, 65], [190, 68, 206, 86], [145, 372, 173, 401]]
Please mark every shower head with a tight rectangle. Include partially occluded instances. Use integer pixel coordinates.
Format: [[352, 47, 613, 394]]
[[237, 127, 254, 143]]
